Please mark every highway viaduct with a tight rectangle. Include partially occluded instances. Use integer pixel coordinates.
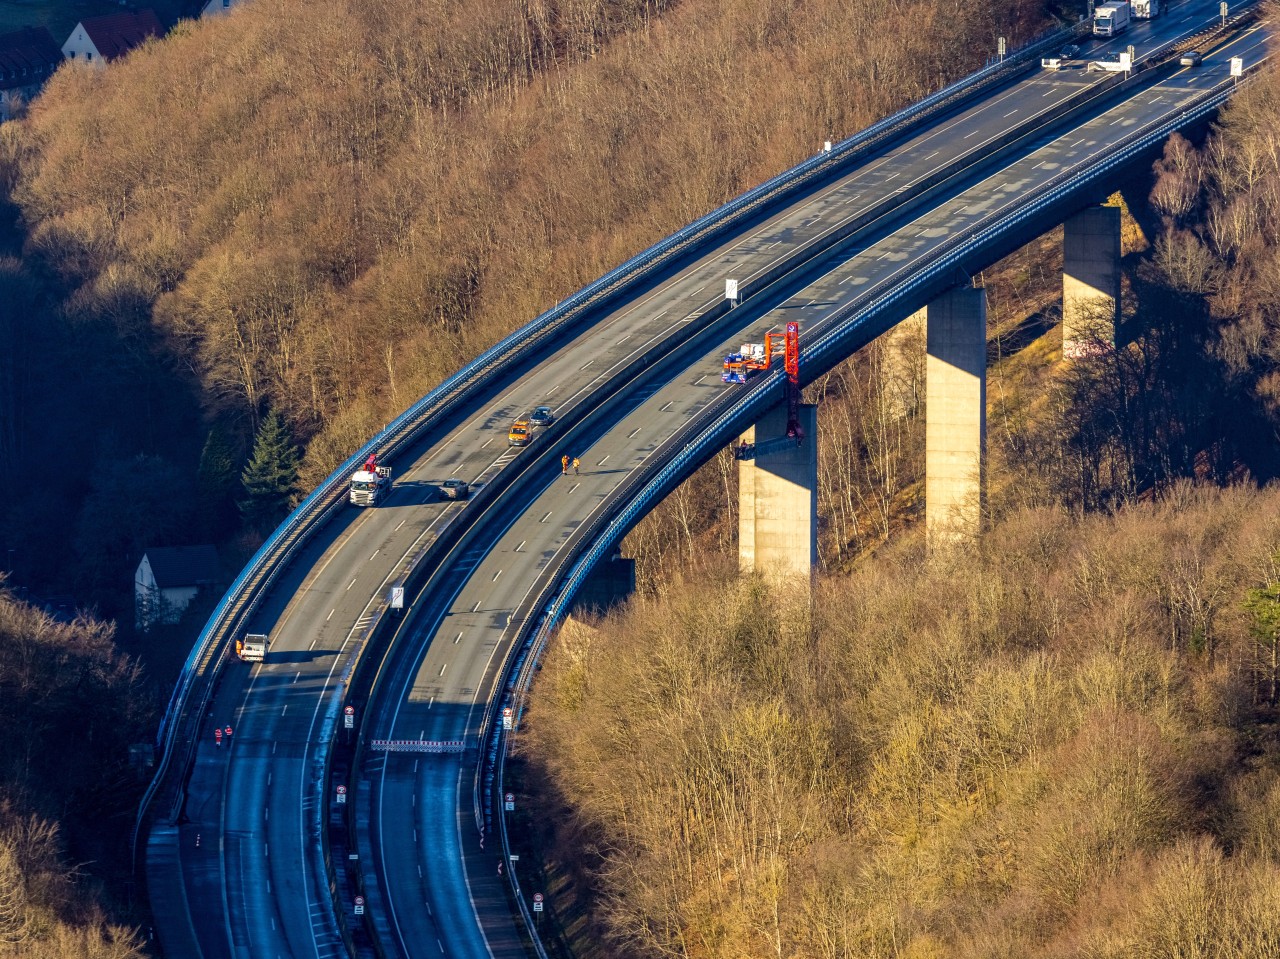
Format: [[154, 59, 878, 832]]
[[138, 4, 1270, 957]]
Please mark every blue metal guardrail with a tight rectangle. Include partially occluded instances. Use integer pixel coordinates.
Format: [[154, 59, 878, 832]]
[[136, 12, 1081, 856], [133, 17, 1115, 958], [537, 64, 1252, 649], [492, 52, 1259, 957]]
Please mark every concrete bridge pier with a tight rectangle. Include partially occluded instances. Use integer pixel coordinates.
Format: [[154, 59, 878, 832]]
[[1063, 205, 1121, 359], [926, 286, 987, 549], [738, 403, 818, 580]]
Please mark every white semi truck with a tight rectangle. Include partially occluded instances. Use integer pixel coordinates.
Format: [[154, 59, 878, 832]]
[[349, 453, 392, 506], [1093, 1, 1131, 35], [1132, 0, 1162, 18]]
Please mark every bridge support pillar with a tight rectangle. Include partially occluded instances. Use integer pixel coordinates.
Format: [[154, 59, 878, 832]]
[[1063, 206, 1121, 359], [926, 286, 986, 549], [572, 550, 635, 615], [880, 307, 926, 418], [738, 404, 818, 580]]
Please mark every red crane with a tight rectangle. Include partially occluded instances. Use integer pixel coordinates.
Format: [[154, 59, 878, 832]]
[[784, 321, 802, 439], [735, 321, 803, 460]]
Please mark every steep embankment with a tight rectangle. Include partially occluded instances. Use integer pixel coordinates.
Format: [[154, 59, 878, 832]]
[[525, 484, 1280, 958]]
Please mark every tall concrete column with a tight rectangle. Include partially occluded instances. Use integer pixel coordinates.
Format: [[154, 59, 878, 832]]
[[880, 307, 926, 418], [739, 404, 818, 579], [926, 287, 986, 549], [1063, 205, 1121, 359]]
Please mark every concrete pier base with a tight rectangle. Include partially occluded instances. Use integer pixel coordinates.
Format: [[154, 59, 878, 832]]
[[926, 287, 987, 549], [1063, 206, 1121, 359], [739, 404, 818, 579]]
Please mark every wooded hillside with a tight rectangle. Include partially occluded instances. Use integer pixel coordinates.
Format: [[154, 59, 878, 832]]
[[526, 484, 1280, 958], [0, 589, 150, 957], [6, 0, 1280, 952], [6, 0, 1039, 485]]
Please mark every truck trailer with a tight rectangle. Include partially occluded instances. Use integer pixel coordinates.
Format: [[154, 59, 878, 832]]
[[1131, 0, 1161, 18], [1093, 1, 1131, 35]]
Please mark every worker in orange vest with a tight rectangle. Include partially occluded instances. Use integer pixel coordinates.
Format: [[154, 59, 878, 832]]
[[561, 455, 569, 474]]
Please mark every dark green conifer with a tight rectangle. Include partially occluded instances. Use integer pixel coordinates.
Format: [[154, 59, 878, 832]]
[[239, 411, 300, 530]]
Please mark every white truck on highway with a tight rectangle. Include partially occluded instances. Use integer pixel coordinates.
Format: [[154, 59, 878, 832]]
[[236, 632, 268, 662], [1131, 0, 1161, 18], [1093, 1, 1131, 35], [349, 454, 392, 506]]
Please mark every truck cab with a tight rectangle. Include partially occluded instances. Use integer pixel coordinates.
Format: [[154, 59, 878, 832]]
[[349, 466, 392, 506], [1093, 1, 1130, 36], [236, 633, 268, 662]]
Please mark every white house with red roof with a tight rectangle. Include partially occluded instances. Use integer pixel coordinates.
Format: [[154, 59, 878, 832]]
[[62, 9, 162, 66]]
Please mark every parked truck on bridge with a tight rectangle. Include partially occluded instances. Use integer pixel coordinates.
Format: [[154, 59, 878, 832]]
[[723, 331, 785, 383], [1093, 1, 1131, 36], [1132, 0, 1161, 18], [349, 453, 392, 506], [236, 632, 268, 662]]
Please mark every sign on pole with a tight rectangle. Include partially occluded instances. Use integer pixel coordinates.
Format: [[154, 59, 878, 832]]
[[1220, 0, 1228, 22], [532, 893, 544, 913], [502, 707, 514, 731], [390, 586, 405, 610], [822, 140, 832, 153], [344, 705, 355, 729], [354, 895, 365, 916], [336, 785, 348, 804], [1119, 52, 1132, 71], [998, 36, 1006, 59], [725, 279, 739, 304], [1230, 56, 1244, 77], [504, 792, 515, 812]]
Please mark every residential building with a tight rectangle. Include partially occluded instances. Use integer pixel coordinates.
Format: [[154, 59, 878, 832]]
[[0, 27, 60, 121], [202, 0, 249, 18], [62, 10, 162, 66], [135, 545, 220, 631]]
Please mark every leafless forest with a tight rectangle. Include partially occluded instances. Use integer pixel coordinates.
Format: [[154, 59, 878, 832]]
[[2, 0, 1037, 484], [528, 485, 1280, 958], [0, 0, 1278, 953]]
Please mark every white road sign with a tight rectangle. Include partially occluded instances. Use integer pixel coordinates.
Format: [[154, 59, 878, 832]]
[[502, 707, 513, 730], [354, 895, 365, 915], [504, 792, 515, 812], [725, 279, 738, 301], [336, 785, 347, 804], [390, 586, 405, 609], [533, 893, 544, 913], [1231, 56, 1243, 76], [344, 705, 355, 729]]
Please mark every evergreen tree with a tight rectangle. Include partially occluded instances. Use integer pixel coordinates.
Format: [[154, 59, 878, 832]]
[[197, 421, 244, 537], [239, 411, 300, 531]]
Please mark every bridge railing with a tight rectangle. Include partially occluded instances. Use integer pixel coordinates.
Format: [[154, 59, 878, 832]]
[[493, 52, 1258, 957], [136, 11, 1079, 865]]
